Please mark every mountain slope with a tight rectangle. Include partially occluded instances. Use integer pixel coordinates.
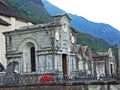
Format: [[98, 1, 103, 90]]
[[42, 0, 120, 45], [4, 0, 52, 23], [42, 0, 112, 51], [3, 0, 113, 51], [77, 32, 111, 51], [69, 14, 120, 45]]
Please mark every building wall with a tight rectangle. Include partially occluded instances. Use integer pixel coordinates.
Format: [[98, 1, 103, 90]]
[[5, 26, 53, 72], [0, 15, 32, 30], [0, 15, 33, 67], [4, 15, 78, 78], [0, 25, 9, 66], [53, 15, 77, 77], [117, 47, 120, 71], [1, 81, 120, 90], [93, 48, 116, 77]]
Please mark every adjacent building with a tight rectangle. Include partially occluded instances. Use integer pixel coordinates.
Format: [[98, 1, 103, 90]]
[[92, 48, 116, 77], [116, 47, 120, 75], [0, 1, 34, 66], [75, 45, 93, 75]]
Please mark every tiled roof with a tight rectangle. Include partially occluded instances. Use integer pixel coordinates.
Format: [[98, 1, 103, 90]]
[[0, 1, 36, 23], [92, 52, 108, 58], [0, 1, 24, 19], [53, 14, 71, 21], [0, 18, 10, 26]]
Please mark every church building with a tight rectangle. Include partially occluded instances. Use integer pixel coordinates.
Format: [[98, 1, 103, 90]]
[[3, 14, 116, 78], [3, 14, 79, 77]]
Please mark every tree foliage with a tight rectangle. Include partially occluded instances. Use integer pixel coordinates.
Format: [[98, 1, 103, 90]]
[[4, 0, 52, 23], [4, 0, 117, 52]]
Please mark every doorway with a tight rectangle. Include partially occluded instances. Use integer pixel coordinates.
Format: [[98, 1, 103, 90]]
[[62, 54, 67, 76], [110, 64, 113, 75]]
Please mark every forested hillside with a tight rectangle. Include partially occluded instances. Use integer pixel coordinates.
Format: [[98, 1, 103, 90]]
[[4, 0, 52, 23], [77, 32, 112, 51], [3, 0, 115, 51]]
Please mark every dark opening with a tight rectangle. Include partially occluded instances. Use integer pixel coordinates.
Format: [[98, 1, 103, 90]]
[[62, 54, 67, 76], [110, 64, 113, 74], [31, 47, 36, 72]]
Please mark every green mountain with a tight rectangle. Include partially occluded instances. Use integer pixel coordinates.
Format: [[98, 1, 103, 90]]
[[4, 0, 52, 23], [3, 0, 114, 51], [42, 0, 120, 46], [77, 32, 112, 51]]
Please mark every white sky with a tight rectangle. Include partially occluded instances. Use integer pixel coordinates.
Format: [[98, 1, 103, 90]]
[[47, 0, 120, 31]]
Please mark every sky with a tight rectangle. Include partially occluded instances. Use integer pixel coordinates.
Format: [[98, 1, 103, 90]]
[[47, 0, 120, 31]]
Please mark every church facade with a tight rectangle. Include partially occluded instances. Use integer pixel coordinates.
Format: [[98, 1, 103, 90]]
[[3, 14, 79, 77], [3, 14, 116, 78]]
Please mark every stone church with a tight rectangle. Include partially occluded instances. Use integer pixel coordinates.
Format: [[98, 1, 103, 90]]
[[3, 14, 116, 78], [3, 14, 79, 77]]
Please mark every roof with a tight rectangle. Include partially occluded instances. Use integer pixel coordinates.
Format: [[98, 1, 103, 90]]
[[3, 22, 59, 34], [70, 26, 78, 34], [53, 13, 71, 21], [92, 52, 108, 59], [0, 18, 10, 26], [0, 1, 36, 23], [0, 1, 23, 18]]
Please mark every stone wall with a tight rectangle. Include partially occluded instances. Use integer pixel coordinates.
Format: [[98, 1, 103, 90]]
[[0, 82, 120, 90]]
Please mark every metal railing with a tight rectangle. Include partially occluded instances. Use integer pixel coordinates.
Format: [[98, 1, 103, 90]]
[[0, 72, 119, 85]]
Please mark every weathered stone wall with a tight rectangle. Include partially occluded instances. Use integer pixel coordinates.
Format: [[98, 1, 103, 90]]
[[1, 82, 120, 90], [3, 15, 78, 76], [5, 27, 53, 53]]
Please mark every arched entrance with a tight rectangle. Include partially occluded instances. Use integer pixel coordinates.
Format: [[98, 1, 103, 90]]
[[23, 42, 36, 72]]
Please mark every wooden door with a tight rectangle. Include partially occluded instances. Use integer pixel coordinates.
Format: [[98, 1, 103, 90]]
[[62, 54, 67, 76]]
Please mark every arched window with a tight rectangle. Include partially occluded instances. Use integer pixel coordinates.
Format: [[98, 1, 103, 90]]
[[30, 47, 36, 72]]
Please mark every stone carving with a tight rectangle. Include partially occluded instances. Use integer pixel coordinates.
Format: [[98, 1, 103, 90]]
[[3, 61, 23, 85]]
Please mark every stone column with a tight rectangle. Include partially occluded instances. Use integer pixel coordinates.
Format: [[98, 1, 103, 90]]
[[83, 61, 86, 72], [117, 47, 120, 75], [91, 59, 94, 75], [105, 58, 109, 77], [93, 60, 97, 76]]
